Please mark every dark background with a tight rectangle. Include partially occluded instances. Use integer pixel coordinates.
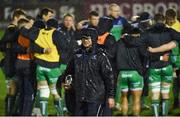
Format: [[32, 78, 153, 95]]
[[0, 0, 180, 29]]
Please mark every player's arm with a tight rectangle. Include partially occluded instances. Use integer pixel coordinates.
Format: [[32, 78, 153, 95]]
[[29, 42, 51, 54], [100, 53, 115, 108], [20, 26, 39, 41], [148, 41, 176, 53], [76, 20, 89, 30]]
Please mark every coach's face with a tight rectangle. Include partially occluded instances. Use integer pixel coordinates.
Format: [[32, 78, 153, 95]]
[[63, 16, 74, 30], [82, 37, 92, 48], [89, 15, 99, 27]]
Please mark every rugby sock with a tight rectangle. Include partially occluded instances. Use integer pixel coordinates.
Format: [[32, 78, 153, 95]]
[[39, 98, 48, 116], [162, 99, 170, 116], [141, 96, 145, 106], [61, 87, 67, 112], [151, 100, 159, 117], [35, 89, 40, 108], [54, 99, 64, 116], [5, 95, 16, 116], [115, 80, 121, 108]]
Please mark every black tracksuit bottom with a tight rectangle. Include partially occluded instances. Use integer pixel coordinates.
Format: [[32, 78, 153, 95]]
[[15, 59, 36, 116], [74, 101, 102, 116]]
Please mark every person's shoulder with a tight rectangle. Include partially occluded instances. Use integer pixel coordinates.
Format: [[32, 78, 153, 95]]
[[52, 30, 64, 39], [106, 34, 116, 42], [119, 16, 126, 20], [118, 16, 127, 22], [53, 29, 64, 35]]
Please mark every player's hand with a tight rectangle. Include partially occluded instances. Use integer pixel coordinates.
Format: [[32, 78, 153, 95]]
[[108, 98, 115, 108], [44, 48, 52, 54], [148, 47, 154, 53], [121, 33, 128, 39]]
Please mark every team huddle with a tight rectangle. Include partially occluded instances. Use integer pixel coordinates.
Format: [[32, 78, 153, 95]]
[[1, 3, 180, 116]]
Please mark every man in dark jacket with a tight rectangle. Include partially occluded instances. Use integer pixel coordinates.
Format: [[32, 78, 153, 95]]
[[57, 13, 77, 73], [138, 12, 153, 109], [97, 16, 117, 114], [0, 9, 26, 116], [66, 28, 115, 116], [56, 13, 79, 113], [123, 13, 180, 116]]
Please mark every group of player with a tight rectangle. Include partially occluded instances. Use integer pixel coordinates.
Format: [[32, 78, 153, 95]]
[[1, 3, 180, 116]]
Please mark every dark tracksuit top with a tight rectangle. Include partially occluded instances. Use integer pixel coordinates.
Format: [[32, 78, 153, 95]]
[[57, 24, 78, 65], [0, 24, 27, 77], [97, 17, 117, 77], [66, 47, 115, 103], [116, 39, 144, 75], [124, 23, 180, 69]]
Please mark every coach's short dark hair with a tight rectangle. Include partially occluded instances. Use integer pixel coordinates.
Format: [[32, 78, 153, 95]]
[[89, 11, 99, 17], [154, 13, 165, 23], [12, 9, 26, 20], [39, 8, 54, 18], [166, 9, 177, 19]]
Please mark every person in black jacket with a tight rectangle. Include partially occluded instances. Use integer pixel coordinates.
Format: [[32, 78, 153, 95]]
[[0, 9, 27, 116], [123, 13, 180, 116], [14, 18, 36, 116], [66, 28, 115, 116], [97, 16, 117, 115], [56, 13, 79, 113], [57, 13, 77, 73], [138, 12, 153, 110], [116, 23, 144, 116]]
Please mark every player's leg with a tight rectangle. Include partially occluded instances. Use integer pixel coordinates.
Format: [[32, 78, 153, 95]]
[[173, 69, 180, 108], [141, 71, 150, 109], [36, 65, 50, 116], [48, 67, 63, 116], [177, 69, 180, 106], [119, 71, 129, 115], [5, 76, 18, 116], [115, 71, 122, 111], [148, 68, 161, 117], [161, 65, 173, 116], [130, 71, 143, 116], [21, 64, 36, 116], [59, 64, 68, 112]]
